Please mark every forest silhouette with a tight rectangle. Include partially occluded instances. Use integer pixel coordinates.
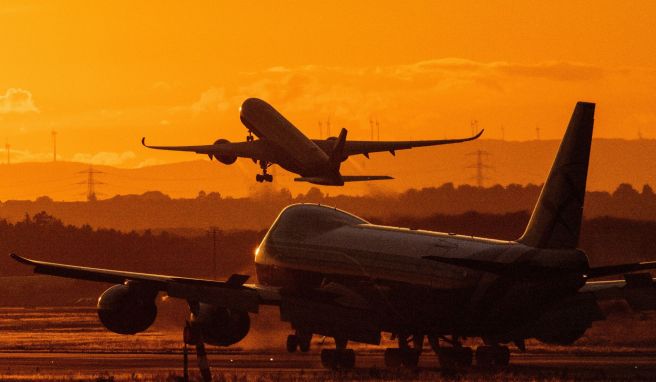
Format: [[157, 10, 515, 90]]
[[0, 182, 655, 231]]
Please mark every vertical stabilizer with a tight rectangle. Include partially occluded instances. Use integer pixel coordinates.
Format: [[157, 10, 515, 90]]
[[518, 102, 595, 249]]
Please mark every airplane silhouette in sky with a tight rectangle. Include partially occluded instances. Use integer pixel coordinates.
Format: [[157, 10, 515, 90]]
[[142, 98, 483, 185]]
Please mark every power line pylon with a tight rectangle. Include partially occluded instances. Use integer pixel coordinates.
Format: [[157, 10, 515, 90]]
[[77, 166, 105, 201], [467, 150, 492, 188]]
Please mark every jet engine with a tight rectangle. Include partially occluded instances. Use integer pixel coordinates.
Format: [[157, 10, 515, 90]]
[[191, 304, 250, 346], [212, 139, 237, 164], [531, 295, 604, 345], [97, 284, 158, 335]]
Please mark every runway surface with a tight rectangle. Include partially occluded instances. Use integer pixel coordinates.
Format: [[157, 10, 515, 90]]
[[2, 351, 656, 381]]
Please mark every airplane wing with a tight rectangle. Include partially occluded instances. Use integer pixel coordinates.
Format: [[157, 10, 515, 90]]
[[581, 273, 656, 310], [141, 138, 273, 162], [10, 254, 280, 312], [334, 129, 483, 157]]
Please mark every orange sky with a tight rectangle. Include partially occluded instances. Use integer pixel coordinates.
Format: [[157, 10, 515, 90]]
[[1, 0, 656, 168]]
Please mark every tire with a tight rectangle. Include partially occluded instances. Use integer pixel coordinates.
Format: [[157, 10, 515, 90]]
[[286, 334, 298, 353], [321, 349, 337, 369], [401, 350, 420, 368], [384, 348, 403, 368], [339, 349, 356, 369], [476, 346, 510, 367], [439, 347, 473, 369]]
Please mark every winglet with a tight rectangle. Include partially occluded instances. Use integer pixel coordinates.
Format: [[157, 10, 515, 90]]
[[141, 137, 147, 147], [10, 253, 33, 266]]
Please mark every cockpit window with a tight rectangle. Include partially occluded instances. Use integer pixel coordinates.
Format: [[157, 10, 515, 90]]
[[268, 205, 366, 242]]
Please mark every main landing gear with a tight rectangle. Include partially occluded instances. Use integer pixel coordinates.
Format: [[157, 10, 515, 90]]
[[384, 334, 423, 368], [430, 335, 510, 369], [286, 330, 311, 353], [255, 160, 273, 183], [320, 337, 355, 369], [246, 130, 254, 142]]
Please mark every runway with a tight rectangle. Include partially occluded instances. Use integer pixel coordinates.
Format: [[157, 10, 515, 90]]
[[2, 351, 656, 381]]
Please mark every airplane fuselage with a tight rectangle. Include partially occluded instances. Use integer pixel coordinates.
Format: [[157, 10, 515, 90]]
[[239, 98, 332, 176], [254, 204, 589, 339]]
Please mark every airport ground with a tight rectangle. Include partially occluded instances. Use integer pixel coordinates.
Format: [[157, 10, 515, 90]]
[[2, 307, 656, 381], [3, 351, 656, 381]]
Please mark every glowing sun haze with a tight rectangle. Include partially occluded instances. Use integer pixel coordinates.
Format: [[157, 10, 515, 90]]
[[1, 0, 656, 167]]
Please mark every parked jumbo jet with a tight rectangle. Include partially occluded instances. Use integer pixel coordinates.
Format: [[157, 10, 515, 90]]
[[13, 102, 656, 380], [142, 98, 482, 185]]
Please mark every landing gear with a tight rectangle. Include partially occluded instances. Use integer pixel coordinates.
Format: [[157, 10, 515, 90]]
[[475, 345, 510, 367], [256, 160, 273, 183], [246, 130, 254, 142], [286, 330, 311, 353], [321, 349, 355, 369], [438, 346, 473, 369], [384, 334, 422, 368], [433, 336, 473, 370], [321, 337, 355, 369]]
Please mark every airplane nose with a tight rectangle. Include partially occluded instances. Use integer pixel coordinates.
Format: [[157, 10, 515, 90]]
[[240, 98, 268, 118]]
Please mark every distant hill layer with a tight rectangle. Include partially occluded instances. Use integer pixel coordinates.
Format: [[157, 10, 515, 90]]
[[0, 138, 654, 201]]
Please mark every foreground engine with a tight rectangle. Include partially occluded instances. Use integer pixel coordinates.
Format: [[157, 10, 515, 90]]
[[191, 303, 250, 346], [212, 139, 237, 164], [531, 294, 604, 345], [97, 284, 158, 335]]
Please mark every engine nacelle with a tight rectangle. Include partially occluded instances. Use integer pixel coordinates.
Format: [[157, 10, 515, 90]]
[[192, 304, 250, 346], [531, 295, 603, 345], [97, 284, 157, 335], [213, 139, 237, 164]]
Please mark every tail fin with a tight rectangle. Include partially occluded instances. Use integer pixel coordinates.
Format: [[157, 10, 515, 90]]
[[518, 102, 595, 249]]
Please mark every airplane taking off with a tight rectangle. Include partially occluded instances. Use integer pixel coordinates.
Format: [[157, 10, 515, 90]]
[[14, 102, 656, 379], [142, 98, 483, 185]]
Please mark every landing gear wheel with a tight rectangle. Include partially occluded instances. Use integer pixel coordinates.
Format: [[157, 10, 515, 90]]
[[286, 334, 298, 353], [321, 349, 356, 369], [384, 348, 403, 368], [297, 331, 311, 353], [255, 174, 264, 182], [401, 350, 420, 368], [438, 347, 473, 369], [246, 131, 254, 142], [264, 174, 273, 182], [475, 346, 509, 368]]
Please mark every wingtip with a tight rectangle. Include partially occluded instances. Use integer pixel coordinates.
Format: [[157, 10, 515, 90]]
[[10, 253, 31, 265], [141, 137, 146, 146], [474, 129, 484, 139]]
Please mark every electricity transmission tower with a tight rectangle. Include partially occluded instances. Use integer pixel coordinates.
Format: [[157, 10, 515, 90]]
[[467, 150, 492, 188], [78, 166, 104, 201]]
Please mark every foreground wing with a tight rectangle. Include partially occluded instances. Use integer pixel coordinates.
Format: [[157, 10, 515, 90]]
[[339, 129, 483, 157], [581, 273, 656, 310], [141, 138, 271, 161], [11, 254, 280, 312]]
